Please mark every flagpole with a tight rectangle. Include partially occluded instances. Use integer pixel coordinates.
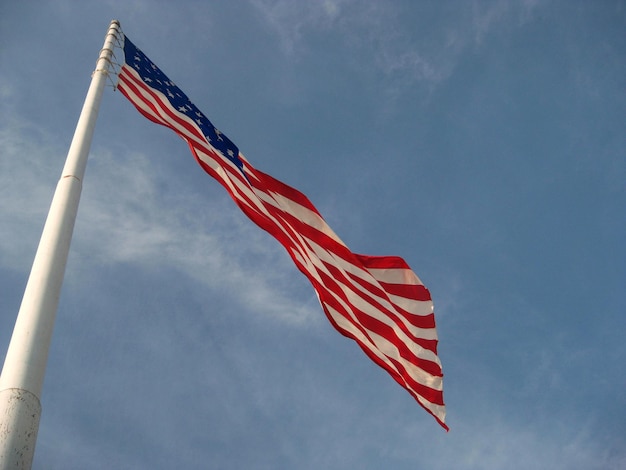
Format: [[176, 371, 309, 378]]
[[0, 20, 121, 469]]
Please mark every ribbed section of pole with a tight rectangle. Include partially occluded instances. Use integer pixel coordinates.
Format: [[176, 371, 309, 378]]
[[0, 20, 121, 469]]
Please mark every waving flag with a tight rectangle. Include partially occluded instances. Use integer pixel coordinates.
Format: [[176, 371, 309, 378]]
[[117, 34, 447, 430]]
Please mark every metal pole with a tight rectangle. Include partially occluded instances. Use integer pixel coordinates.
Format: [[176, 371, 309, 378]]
[[0, 20, 121, 469]]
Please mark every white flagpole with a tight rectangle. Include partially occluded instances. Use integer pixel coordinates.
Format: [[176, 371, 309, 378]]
[[0, 20, 121, 469]]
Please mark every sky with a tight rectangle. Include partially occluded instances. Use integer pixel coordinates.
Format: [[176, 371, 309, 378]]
[[0, 1, 624, 469]]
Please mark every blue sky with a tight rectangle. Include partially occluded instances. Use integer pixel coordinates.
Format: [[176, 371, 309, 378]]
[[1, 1, 624, 469]]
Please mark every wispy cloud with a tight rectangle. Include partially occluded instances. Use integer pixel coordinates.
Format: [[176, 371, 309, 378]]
[[78, 147, 321, 325], [0, 118, 66, 269], [250, 0, 345, 55], [251, 0, 545, 104], [0, 118, 321, 327], [250, 0, 451, 97], [470, 0, 543, 46]]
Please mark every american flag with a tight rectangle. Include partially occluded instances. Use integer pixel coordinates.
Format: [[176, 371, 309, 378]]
[[117, 34, 447, 430]]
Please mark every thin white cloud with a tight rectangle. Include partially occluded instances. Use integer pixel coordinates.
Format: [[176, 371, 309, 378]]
[[246, 0, 454, 112], [251, 0, 545, 103], [0, 118, 66, 269], [376, 401, 624, 470], [78, 147, 321, 325], [470, 0, 543, 46], [250, 0, 346, 55], [0, 119, 321, 327]]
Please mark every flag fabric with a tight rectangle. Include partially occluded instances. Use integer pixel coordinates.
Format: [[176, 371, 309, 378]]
[[116, 34, 447, 430]]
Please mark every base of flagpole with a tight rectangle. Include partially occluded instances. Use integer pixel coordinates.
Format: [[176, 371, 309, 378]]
[[0, 388, 41, 469]]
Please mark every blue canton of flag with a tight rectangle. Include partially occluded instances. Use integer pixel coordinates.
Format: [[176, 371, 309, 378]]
[[123, 38, 244, 175]]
